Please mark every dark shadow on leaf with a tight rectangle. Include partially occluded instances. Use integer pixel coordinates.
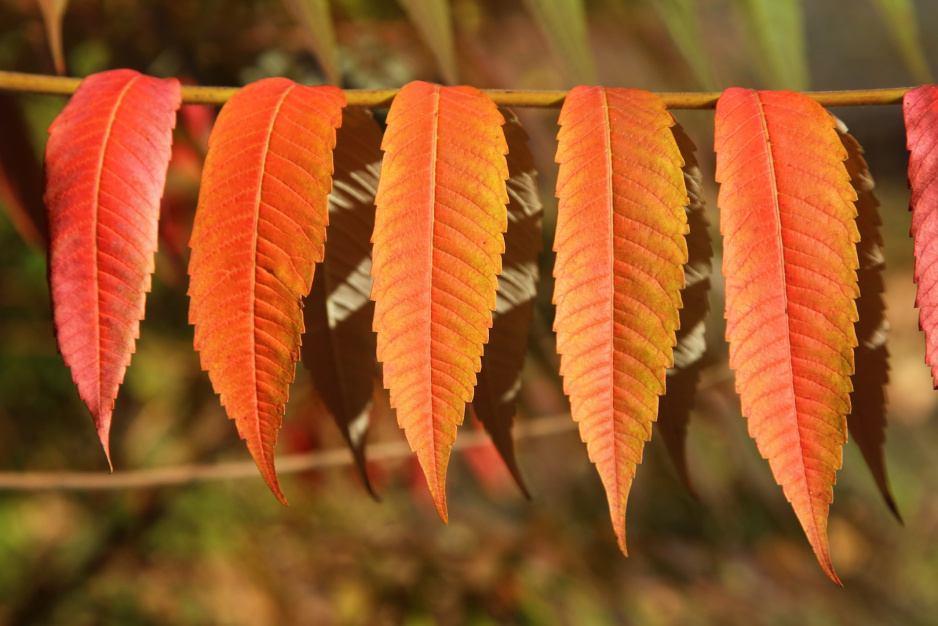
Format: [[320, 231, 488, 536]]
[[472, 108, 543, 499], [655, 121, 711, 497], [837, 119, 902, 523], [302, 108, 382, 498]]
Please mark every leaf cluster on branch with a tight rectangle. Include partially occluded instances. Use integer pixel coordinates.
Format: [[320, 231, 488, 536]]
[[5, 67, 938, 585]]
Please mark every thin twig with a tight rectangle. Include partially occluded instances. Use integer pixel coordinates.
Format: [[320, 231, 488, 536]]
[[0, 70, 913, 108], [0, 367, 740, 492], [0, 414, 578, 492]]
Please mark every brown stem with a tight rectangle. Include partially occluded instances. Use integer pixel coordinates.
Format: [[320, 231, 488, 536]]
[[0, 70, 912, 108], [0, 413, 578, 492]]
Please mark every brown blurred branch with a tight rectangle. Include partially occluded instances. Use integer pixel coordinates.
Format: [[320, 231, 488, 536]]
[[0, 414, 578, 492], [0, 70, 912, 108], [0, 367, 739, 492]]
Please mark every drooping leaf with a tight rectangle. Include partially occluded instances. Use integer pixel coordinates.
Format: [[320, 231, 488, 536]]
[[282, 0, 340, 85], [37, 0, 68, 75], [45, 69, 181, 463], [904, 85, 938, 388], [835, 118, 901, 522], [653, 0, 719, 90], [553, 86, 689, 554], [868, 0, 933, 84], [471, 108, 543, 499], [372, 81, 508, 521], [520, 0, 598, 85], [0, 93, 46, 248], [301, 108, 382, 496], [715, 88, 859, 584], [733, 0, 808, 90], [656, 123, 711, 496], [188, 78, 345, 504], [397, 0, 459, 84]]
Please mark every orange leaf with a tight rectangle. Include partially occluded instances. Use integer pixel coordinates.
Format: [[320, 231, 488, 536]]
[[45, 69, 181, 463], [553, 86, 689, 554], [836, 119, 901, 522], [372, 81, 508, 521], [904, 85, 938, 387], [301, 108, 382, 496], [657, 123, 711, 497], [188, 78, 345, 504], [471, 109, 543, 499], [715, 88, 859, 584]]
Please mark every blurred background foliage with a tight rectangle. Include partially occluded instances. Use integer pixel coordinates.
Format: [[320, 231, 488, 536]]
[[1, 0, 937, 623]]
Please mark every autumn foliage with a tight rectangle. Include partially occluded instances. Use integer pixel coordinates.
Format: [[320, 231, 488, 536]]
[[24, 68, 938, 584]]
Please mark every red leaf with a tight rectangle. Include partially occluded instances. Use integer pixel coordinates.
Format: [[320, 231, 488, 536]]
[[836, 119, 901, 522], [715, 88, 859, 584], [553, 86, 689, 554], [45, 69, 181, 464], [188, 78, 345, 503], [905, 85, 938, 388], [301, 108, 382, 496], [471, 108, 543, 499], [372, 81, 508, 522]]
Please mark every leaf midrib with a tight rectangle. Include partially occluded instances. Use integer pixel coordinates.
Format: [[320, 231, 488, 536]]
[[250, 83, 294, 470], [755, 92, 818, 540], [92, 73, 140, 411]]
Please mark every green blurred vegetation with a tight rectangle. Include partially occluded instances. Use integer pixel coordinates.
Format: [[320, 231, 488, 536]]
[[1, 0, 938, 624]]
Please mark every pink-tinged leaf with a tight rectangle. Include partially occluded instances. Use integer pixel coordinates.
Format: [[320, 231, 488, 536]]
[[553, 86, 689, 554], [657, 123, 711, 497], [836, 119, 901, 522], [372, 81, 508, 522], [45, 69, 181, 464], [471, 108, 543, 499], [715, 88, 859, 584], [0, 93, 46, 248], [905, 85, 938, 388], [188, 78, 345, 504], [301, 108, 382, 496]]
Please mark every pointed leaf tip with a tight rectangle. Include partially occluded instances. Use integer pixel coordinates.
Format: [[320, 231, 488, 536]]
[[188, 78, 345, 503], [553, 86, 689, 552], [715, 88, 858, 584], [45, 69, 181, 464], [372, 81, 509, 522]]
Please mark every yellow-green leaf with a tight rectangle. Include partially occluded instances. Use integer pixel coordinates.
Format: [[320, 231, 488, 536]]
[[282, 0, 341, 85], [653, 0, 719, 90], [37, 0, 69, 75], [869, 0, 933, 83], [397, 0, 459, 84], [521, 0, 598, 85], [734, 0, 808, 90]]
